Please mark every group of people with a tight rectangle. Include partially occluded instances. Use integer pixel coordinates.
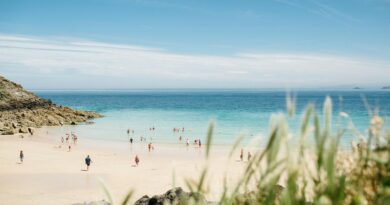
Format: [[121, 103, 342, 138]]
[[173, 127, 186, 133], [178, 136, 201, 148], [60, 132, 78, 152], [240, 149, 252, 161]]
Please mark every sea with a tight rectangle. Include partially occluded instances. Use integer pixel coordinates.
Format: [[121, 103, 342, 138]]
[[36, 90, 390, 148]]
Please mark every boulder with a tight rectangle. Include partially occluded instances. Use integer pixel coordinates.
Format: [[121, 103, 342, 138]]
[[134, 187, 207, 205], [3, 128, 15, 135], [19, 127, 29, 133], [28, 127, 34, 135]]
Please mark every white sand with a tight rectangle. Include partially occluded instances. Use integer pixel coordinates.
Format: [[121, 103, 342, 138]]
[[0, 128, 247, 205]]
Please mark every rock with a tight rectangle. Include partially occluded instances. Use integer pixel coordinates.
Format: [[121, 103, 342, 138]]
[[19, 127, 29, 133], [28, 127, 34, 135], [3, 128, 15, 135], [134, 187, 207, 205], [0, 75, 102, 135]]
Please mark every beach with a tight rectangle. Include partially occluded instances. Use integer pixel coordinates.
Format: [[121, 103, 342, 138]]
[[0, 127, 248, 205]]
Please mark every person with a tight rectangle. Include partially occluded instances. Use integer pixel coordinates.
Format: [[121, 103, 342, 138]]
[[240, 149, 243, 161], [186, 138, 190, 147], [66, 135, 69, 143], [148, 143, 152, 152], [61, 136, 64, 144], [19, 150, 24, 163], [68, 145, 71, 152], [135, 155, 140, 166], [127, 129, 130, 135], [85, 155, 92, 171], [179, 136, 182, 142], [198, 139, 202, 148], [248, 152, 252, 161], [130, 137, 133, 144]]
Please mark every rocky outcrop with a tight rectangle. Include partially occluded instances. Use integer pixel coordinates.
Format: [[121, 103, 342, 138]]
[[134, 187, 207, 205], [0, 75, 101, 135]]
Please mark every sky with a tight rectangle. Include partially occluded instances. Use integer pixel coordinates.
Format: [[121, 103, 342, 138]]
[[0, 0, 389, 89]]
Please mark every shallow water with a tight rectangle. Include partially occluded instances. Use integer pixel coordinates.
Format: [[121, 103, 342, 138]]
[[36, 89, 390, 147]]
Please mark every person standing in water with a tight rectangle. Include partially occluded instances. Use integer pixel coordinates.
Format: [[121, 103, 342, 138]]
[[19, 150, 24, 163], [247, 152, 252, 161], [135, 155, 140, 166], [85, 155, 92, 171]]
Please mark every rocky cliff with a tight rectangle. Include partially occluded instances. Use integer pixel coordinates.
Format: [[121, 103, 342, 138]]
[[0, 75, 102, 135]]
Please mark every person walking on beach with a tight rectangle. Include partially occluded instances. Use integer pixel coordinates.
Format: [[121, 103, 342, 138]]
[[85, 155, 92, 171], [135, 155, 140, 166], [68, 145, 72, 152], [19, 150, 24, 163], [148, 143, 152, 152], [240, 149, 244, 161]]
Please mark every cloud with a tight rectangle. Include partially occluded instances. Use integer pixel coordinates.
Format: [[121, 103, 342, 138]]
[[0, 34, 389, 89], [274, 0, 360, 24]]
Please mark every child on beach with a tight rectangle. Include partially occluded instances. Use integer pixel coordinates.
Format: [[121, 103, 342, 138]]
[[19, 150, 24, 163], [135, 155, 140, 166], [85, 155, 92, 171]]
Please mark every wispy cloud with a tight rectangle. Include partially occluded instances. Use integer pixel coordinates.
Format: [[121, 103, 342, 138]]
[[0, 34, 389, 89], [275, 0, 360, 24]]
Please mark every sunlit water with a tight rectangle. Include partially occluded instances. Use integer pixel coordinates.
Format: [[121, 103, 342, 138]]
[[36, 90, 390, 148]]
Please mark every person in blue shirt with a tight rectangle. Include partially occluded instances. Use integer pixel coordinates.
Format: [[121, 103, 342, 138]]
[[85, 155, 92, 171]]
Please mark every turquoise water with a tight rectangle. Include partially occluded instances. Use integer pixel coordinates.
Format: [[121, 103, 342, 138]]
[[36, 90, 390, 147]]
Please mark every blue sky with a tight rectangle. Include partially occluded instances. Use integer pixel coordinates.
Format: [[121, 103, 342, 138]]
[[0, 0, 389, 89]]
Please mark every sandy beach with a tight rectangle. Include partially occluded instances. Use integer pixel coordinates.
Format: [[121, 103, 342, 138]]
[[0, 127, 248, 205]]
